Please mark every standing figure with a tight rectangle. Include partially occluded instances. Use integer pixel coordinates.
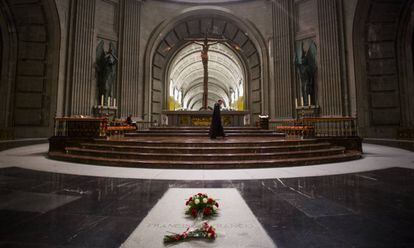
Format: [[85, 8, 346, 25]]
[[209, 99, 225, 139], [295, 40, 317, 106], [96, 41, 118, 104]]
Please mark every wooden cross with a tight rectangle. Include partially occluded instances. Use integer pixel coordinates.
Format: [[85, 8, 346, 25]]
[[185, 31, 238, 110]]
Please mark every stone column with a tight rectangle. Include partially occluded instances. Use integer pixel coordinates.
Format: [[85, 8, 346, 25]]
[[67, 0, 96, 115], [317, 0, 348, 116], [272, 0, 295, 119], [118, 0, 141, 118]]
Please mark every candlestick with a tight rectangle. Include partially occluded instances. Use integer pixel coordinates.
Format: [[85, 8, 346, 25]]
[[300, 96, 304, 107], [108, 96, 111, 107], [295, 98, 298, 108], [113, 98, 116, 107], [101, 95, 104, 106], [308, 94, 311, 106]]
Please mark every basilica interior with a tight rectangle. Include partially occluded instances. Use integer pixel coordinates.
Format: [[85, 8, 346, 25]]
[[0, 0, 414, 247]]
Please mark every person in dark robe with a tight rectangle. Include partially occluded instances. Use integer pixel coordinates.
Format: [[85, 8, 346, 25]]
[[126, 114, 133, 125], [209, 99, 225, 139]]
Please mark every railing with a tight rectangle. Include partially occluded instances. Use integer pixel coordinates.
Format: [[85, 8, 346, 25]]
[[54, 117, 107, 137], [270, 117, 358, 137], [0, 128, 14, 140], [135, 121, 155, 131], [54, 116, 157, 138], [398, 128, 414, 139]]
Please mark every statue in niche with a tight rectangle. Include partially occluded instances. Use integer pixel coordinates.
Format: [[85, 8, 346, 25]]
[[295, 39, 317, 106], [96, 41, 118, 104]]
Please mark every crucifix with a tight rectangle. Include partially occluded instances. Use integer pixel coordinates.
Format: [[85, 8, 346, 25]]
[[185, 31, 240, 110]]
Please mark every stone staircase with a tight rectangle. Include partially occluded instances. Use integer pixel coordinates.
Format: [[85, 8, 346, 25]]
[[48, 127, 362, 169], [124, 126, 284, 137]]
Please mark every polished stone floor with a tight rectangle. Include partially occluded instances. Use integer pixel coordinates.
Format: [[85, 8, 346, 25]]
[[1, 166, 414, 247]]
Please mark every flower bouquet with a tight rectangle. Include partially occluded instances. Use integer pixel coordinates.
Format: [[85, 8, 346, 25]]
[[185, 193, 219, 218], [163, 222, 217, 243]]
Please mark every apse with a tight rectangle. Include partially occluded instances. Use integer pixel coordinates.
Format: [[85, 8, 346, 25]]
[[168, 43, 245, 111]]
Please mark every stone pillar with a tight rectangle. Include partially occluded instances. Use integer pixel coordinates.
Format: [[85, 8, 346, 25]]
[[272, 0, 295, 119], [67, 0, 96, 115], [118, 0, 141, 118], [317, 0, 347, 116]]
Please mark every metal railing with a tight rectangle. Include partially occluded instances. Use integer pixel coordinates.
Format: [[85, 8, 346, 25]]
[[270, 117, 358, 137], [54, 117, 107, 137], [54, 116, 157, 138], [135, 121, 155, 131]]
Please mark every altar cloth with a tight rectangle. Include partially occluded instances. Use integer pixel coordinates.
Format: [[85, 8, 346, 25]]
[[121, 188, 277, 248]]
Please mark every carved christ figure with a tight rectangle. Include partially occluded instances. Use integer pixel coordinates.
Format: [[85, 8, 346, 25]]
[[187, 33, 226, 110]]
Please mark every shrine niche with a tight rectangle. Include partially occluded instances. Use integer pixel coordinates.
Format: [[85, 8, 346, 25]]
[[96, 40, 118, 107], [295, 38, 317, 108]]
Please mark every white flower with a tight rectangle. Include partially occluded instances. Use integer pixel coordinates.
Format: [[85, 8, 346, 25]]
[[194, 198, 200, 205], [213, 205, 218, 211], [202, 198, 208, 204]]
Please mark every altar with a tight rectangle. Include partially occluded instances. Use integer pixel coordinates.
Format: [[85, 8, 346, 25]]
[[162, 110, 250, 127]]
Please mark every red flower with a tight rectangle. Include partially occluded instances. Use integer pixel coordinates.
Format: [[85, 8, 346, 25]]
[[191, 208, 197, 218], [188, 197, 192, 201], [203, 207, 212, 216], [215, 202, 219, 208], [185, 200, 189, 205], [198, 193, 203, 196], [207, 198, 213, 204]]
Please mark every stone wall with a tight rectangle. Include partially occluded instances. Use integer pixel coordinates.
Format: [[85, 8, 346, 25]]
[[0, 0, 60, 138], [54, 0, 355, 123], [354, 0, 414, 138], [2, 0, 411, 139]]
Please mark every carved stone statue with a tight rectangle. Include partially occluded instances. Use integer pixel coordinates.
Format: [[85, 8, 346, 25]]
[[96, 41, 118, 103], [295, 40, 317, 106]]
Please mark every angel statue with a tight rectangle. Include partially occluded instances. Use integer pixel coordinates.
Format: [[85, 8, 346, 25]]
[[295, 40, 317, 106], [96, 41, 118, 104]]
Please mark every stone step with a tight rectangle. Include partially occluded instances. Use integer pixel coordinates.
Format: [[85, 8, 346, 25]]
[[79, 142, 333, 154], [125, 132, 285, 137], [65, 147, 346, 161], [149, 126, 261, 130], [49, 150, 362, 169], [93, 138, 319, 147], [140, 129, 275, 133]]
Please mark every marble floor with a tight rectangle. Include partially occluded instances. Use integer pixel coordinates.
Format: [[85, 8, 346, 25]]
[[0, 144, 413, 247]]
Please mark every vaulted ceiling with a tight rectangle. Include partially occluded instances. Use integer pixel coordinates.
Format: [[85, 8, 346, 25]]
[[168, 43, 244, 110]]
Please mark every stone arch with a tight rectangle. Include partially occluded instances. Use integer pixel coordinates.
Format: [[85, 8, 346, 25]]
[[397, 0, 414, 128], [353, 0, 412, 138], [0, 0, 18, 131], [143, 6, 268, 122], [0, 0, 60, 138]]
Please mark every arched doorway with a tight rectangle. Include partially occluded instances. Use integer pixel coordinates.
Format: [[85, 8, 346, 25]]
[[0, 0, 60, 138], [397, 1, 414, 130], [167, 42, 246, 111], [143, 8, 268, 124], [353, 0, 414, 138]]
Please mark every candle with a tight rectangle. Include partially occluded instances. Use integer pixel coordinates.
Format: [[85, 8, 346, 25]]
[[108, 96, 111, 107], [101, 95, 104, 106], [295, 98, 298, 108], [113, 98, 116, 107], [300, 96, 304, 107], [308, 94, 311, 106]]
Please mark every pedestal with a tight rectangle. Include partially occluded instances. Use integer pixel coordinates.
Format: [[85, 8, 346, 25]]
[[92, 105, 118, 117], [296, 105, 320, 118]]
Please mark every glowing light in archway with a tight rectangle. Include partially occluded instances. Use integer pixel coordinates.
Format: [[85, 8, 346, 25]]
[[168, 43, 245, 111]]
